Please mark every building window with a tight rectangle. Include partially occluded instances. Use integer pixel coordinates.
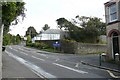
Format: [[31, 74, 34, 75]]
[[109, 3, 117, 22]]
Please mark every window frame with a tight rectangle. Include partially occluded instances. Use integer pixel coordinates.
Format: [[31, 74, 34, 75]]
[[108, 3, 117, 22]]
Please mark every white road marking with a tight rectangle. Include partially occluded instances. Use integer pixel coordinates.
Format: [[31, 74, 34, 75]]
[[31, 56, 45, 61], [18, 47, 30, 52], [106, 70, 120, 78], [9, 46, 45, 61], [53, 63, 88, 74], [13, 49, 18, 52], [55, 59, 60, 62], [9, 46, 13, 50], [36, 53, 46, 57], [75, 63, 79, 68], [20, 52, 28, 56], [5, 50, 56, 78], [36, 53, 49, 59], [18, 48, 24, 51], [9, 47, 28, 56]]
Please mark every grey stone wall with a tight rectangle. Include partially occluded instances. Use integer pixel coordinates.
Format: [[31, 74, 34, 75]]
[[61, 41, 107, 54], [74, 43, 107, 54]]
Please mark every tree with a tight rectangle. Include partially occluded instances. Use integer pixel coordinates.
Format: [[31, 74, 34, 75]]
[[75, 16, 106, 35], [56, 18, 68, 30], [3, 33, 13, 46], [56, 16, 106, 43], [0, 2, 25, 78], [26, 35, 32, 45], [25, 26, 38, 38], [42, 24, 50, 31], [56, 17, 82, 41], [11, 35, 16, 45], [2, 2, 26, 35], [75, 16, 106, 43], [3, 34, 22, 45], [16, 34, 21, 44], [75, 16, 89, 28]]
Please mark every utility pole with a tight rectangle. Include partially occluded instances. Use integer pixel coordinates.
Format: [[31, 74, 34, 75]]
[[0, 2, 2, 79], [0, 24, 4, 79]]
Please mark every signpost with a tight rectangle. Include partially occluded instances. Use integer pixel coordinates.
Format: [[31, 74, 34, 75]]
[[53, 41, 60, 51]]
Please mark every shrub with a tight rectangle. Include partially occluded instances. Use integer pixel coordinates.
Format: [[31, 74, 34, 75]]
[[26, 42, 49, 50]]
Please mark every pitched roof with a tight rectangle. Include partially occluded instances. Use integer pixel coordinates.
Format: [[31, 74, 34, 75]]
[[43, 29, 63, 34]]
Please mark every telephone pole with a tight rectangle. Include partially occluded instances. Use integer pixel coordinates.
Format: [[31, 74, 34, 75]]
[[0, 24, 4, 79]]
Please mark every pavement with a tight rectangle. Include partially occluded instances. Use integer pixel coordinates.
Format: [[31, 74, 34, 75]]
[[78, 54, 120, 73], [2, 51, 39, 78]]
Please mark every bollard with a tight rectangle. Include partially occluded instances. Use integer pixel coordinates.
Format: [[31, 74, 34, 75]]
[[115, 53, 119, 61], [99, 54, 102, 66], [101, 53, 106, 61]]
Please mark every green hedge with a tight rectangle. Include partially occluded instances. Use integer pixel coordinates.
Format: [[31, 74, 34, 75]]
[[26, 42, 49, 49]]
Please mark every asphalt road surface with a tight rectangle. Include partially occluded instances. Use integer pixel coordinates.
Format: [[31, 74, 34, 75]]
[[3, 45, 114, 79]]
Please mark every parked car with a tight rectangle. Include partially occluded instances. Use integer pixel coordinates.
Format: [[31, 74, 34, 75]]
[[2, 46, 6, 51]]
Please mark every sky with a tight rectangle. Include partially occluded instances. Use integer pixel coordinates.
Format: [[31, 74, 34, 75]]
[[9, 0, 109, 36]]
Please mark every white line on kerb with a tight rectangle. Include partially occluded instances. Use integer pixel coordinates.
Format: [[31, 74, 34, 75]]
[[53, 63, 88, 74], [106, 70, 120, 78]]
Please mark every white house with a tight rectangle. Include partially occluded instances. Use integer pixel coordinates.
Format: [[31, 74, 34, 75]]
[[32, 29, 68, 42]]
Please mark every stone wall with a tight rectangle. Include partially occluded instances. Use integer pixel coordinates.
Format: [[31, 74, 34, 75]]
[[74, 43, 107, 54], [61, 41, 107, 54]]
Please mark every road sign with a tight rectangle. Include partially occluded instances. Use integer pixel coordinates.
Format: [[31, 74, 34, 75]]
[[53, 42, 60, 47]]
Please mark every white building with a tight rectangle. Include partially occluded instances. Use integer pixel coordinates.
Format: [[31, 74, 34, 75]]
[[32, 29, 68, 42]]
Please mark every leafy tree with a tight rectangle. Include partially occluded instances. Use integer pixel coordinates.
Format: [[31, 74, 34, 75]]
[[0, 2, 25, 78], [56, 18, 69, 30], [56, 18, 79, 31], [75, 16, 89, 28], [3, 33, 13, 46], [26, 35, 32, 45], [56, 16, 106, 43], [25, 26, 38, 38], [11, 35, 16, 45], [2, 2, 26, 35], [16, 34, 21, 44], [76, 16, 106, 35], [56, 17, 82, 41], [75, 16, 106, 43], [3, 33, 22, 45], [42, 24, 50, 31]]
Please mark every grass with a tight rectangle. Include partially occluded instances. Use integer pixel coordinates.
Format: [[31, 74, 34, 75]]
[[41, 48, 61, 53]]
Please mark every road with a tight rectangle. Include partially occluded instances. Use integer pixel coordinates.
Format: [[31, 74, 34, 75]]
[[2, 45, 114, 79]]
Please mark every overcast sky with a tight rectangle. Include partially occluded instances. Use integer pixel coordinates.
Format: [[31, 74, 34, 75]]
[[9, 0, 109, 36]]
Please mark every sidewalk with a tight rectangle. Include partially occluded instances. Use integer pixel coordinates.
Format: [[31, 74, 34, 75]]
[[79, 54, 120, 76], [2, 51, 39, 78]]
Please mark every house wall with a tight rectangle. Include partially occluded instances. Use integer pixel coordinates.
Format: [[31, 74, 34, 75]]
[[41, 34, 60, 40], [105, 0, 120, 60], [106, 22, 120, 60]]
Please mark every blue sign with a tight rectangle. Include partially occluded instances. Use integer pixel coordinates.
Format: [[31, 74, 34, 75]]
[[53, 42, 60, 47]]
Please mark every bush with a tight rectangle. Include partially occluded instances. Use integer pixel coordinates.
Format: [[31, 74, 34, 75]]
[[26, 42, 49, 49]]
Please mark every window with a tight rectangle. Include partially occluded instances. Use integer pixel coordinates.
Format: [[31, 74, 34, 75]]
[[109, 3, 117, 22]]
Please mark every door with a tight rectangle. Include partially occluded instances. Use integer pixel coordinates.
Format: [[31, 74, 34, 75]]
[[112, 32, 119, 60]]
